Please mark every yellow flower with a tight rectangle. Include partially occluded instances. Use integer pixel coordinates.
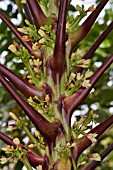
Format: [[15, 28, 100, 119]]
[[38, 29, 45, 37], [0, 157, 8, 164], [84, 69, 93, 79], [82, 80, 91, 88], [87, 133, 98, 143], [76, 73, 83, 81], [8, 44, 17, 53], [9, 112, 18, 121], [89, 153, 101, 161], [13, 138, 20, 145]]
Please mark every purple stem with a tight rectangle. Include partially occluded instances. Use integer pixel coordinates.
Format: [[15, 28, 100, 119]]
[[50, 0, 68, 84], [72, 114, 113, 164], [0, 131, 45, 167], [82, 143, 113, 170], [0, 73, 61, 143], [77, 21, 113, 73], [27, 0, 49, 27], [0, 64, 46, 100], [63, 54, 113, 125], [0, 10, 37, 57], [23, 3, 34, 24], [66, 0, 108, 58]]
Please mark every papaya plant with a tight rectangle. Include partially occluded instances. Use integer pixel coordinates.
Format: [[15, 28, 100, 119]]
[[0, 0, 113, 169]]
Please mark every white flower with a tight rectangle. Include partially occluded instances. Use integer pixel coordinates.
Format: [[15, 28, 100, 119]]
[[21, 0, 26, 3], [28, 144, 35, 148], [66, 22, 70, 29], [8, 44, 17, 53], [34, 67, 39, 73], [87, 133, 98, 143], [2, 148, 8, 152], [0, 157, 8, 164], [39, 38, 46, 44], [82, 59, 90, 65], [82, 80, 91, 88], [32, 42, 39, 51], [76, 48, 84, 56], [13, 138, 20, 145], [84, 69, 93, 79], [38, 29, 45, 37], [36, 165, 42, 170], [34, 130, 40, 139], [71, 72, 76, 78], [29, 59, 34, 66], [89, 153, 101, 161], [67, 142, 76, 148], [9, 112, 18, 121], [45, 94, 50, 101], [18, 27, 27, 33], [90, 88, 95, 94], [76, 73, 83, 81], [34, 59, 40, 67], [6, 127, 17, 131]]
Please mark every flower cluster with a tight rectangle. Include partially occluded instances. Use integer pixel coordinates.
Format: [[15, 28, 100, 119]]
[[0, 138, 28, 165], [70, 49, 90, 69], [6, 112, 27, 132], [28, 95, 54, 122], [66, 5, 87, 34], [65, 69, 93, 96], [72, 110, 99, 139]]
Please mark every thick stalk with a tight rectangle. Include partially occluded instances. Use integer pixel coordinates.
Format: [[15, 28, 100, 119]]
[[0, 64, 46, 100], [23, 3, 34, 24], [0, 132, 45, 167], [0, 73, 62, 143], [66, 0, 109, 58], [0, 10, 37, 57], [63, 54, 113, 125], [72, 114, 113, 164], [50, 0, 68, 84], [82, 143, 113, 170], [27, 0, 49, 27], [77, 21, 113, 73]]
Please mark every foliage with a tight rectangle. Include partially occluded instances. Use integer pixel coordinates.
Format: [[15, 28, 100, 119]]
[[0, 0, 113, 170]]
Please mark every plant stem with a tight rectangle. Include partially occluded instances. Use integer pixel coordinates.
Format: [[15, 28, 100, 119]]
[[23, 125, 37, 144], [24, 60, 39, 86], [23, 155, 33, 170]]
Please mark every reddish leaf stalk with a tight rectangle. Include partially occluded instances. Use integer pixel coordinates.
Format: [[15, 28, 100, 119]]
[[72, 114, 113, 164], [71, 0, 108, 47], [0, 64, 46, 100], [50, 0, 68, 84], [63, 54, 113, 125], [0, 131, 45, 167], [0, 73, 61, 143], [27, 0, 49, 27], [82, 143, 113, 170], [0, 10, 36, 57], [23, 3, 34, 24], [77, 21, 113, 73], [66, 0, 108, 58]]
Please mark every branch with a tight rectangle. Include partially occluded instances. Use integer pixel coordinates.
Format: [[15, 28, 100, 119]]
[[0, 131, 45, 167], [66, 0, 108, 58], [77, 21, 113, 73], [27, 0, 49, 27], [0, 73, 62, 143], [0, 64, 46, 100], [23, 3, 34, 24], [50, 0, 68, 84], [72, 114, 113, 164], [0, 10, 37, 57], [63, 54, 113, 125], [82, 143, 113, 170]]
